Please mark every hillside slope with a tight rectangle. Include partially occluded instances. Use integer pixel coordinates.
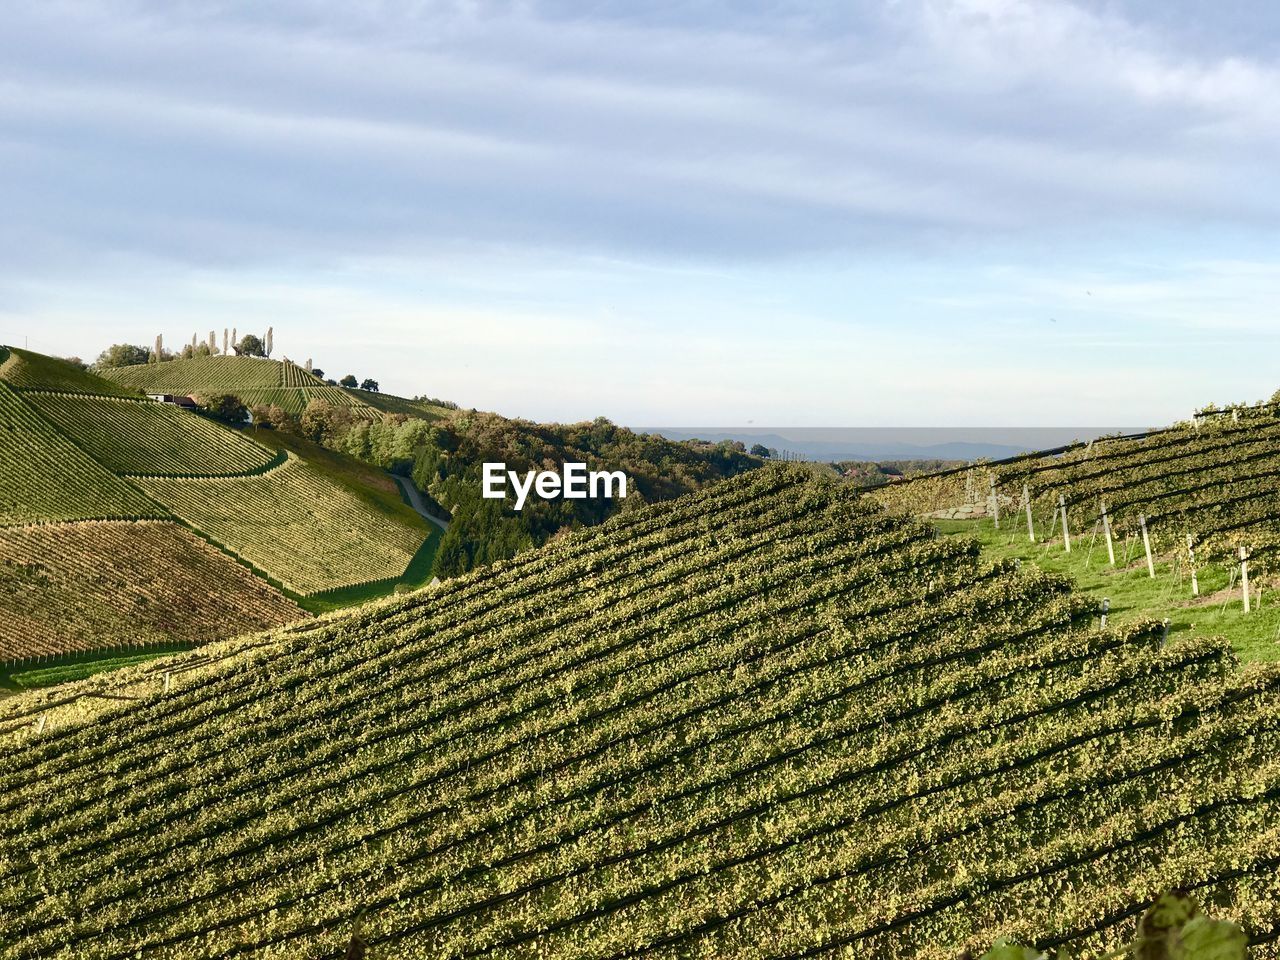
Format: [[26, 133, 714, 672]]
[[0, 382, 161, 524], [0, 350, 440, 668], [0, 521, 304, 661], [3, 467, 1279, 959], [134, 454, 428, 596], [870, 408, 1280, 662], [98, 355, 451, 420], [0, 346, 135, 396]]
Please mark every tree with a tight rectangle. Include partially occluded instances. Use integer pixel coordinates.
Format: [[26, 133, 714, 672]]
[[340, 374, 358, 389], [223, 328, 229, 354], [265, 327, 273, 357], [153, 334, 164, 363], [249, 403, 292, 432], [94, 344, 150, 368], [360, 378, 380, 392], [312, 368, 324, 379], [237, 334, 266, 357], [193, 393, 249, 423], [207, 330, 217, 353], [749, 443, 771, 458], [299, 398, 353, 444]]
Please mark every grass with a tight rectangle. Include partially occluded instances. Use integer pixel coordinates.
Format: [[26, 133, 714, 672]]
[[0, 644, 193, 694], [937, 516, 1280, 664]]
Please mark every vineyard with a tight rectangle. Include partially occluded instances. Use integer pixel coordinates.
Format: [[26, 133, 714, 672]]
[[0, 346, 136, 396], [24, 392, 278, 476], [2, 467, 1278, 959], [873, 412, 1280, 582], [0, 521, 304, 662], [0, 382, 162, 525], [97, 355, 450, 421], [132, 454, 429, 595], [235, 385, 380, 416], [100, 355, 284, 392]]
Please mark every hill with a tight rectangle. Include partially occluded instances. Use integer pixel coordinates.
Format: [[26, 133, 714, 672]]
[[0, 521, 304, 663], [871, 407, 1280, 663], [2, 467, 1279, 958], [97, 354, 452, 420], [0, 349, 444, 673], [23, 391, 280, 476], [0, 346, 136, 396], [0, 382, 161, 524], [133, 454, 429, 596]]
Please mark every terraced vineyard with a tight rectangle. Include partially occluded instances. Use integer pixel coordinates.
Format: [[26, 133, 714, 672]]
[[235, 385, 378, 416], [0, 521, 305, 662], [280, 358, 323, 386], [24, 392, 278, 476], [98, 355, 451, 421], [0, 382, 162, 524], [100, 355, 283, 393], [3, 467, 1279, 959], [133, 454, 428, 595], [0, 346, 136, 396], [871, 411, 1280, 572]]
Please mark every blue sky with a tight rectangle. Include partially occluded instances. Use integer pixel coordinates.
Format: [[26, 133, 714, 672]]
[[2, 0, 1279, 426]]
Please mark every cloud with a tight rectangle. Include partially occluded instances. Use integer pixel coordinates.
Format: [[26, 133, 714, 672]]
[[3, 0, 1280, 276]]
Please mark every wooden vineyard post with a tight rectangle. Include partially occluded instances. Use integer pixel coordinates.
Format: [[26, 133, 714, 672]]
[[1139, 514, 1155, 578], [964, 469, 974, 503], [1058, 495, 1071, 553], [1162, 618, 1170, 648], [1187, 534, 1199, 597], [1241, 546, 1251, 613], [989, 478, 1000, 529], [1101, 501, 1115, 566], [1023, 484, 1035, 542], [163, 672, 172, 695]]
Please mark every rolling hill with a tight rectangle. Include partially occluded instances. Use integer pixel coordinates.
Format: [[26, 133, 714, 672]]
[[0, 346, 439, 674], [98, 354, 452, 420], [2, 466, 1278, 959], [0, 346, 136, 396]]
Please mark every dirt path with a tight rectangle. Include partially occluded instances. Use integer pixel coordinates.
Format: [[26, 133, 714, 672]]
[[394, 475, 450, 533]]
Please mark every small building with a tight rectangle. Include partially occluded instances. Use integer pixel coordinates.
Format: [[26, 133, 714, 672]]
[[147, 394, 199, 411]]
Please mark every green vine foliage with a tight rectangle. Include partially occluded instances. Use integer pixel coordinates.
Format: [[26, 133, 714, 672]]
[[975, 893, 1248, 960]]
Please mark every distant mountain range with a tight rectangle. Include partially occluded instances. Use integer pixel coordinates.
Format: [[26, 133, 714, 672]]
[[637, 427, 1153, 462]]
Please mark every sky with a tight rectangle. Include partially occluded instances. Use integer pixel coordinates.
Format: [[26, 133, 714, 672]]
[[2, 0, 1280, 426]]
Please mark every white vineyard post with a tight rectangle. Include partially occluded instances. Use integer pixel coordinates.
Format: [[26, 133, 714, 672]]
[[1058, 494, 1071, 553], [964, 469, 974, 503], [1023, 484, 1035, 542], [163, 672, 172, 695], [1139, 514, 1155, 578], [35, 714, 46, 735], [989, 477, 1000, 529], [1187, 534, 1199, 597], [1161, 618, 1170, 648], [1101, 501, 1116, 566], [1233, 408, 1239, 423], [1241, 546, 1251, 613]]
